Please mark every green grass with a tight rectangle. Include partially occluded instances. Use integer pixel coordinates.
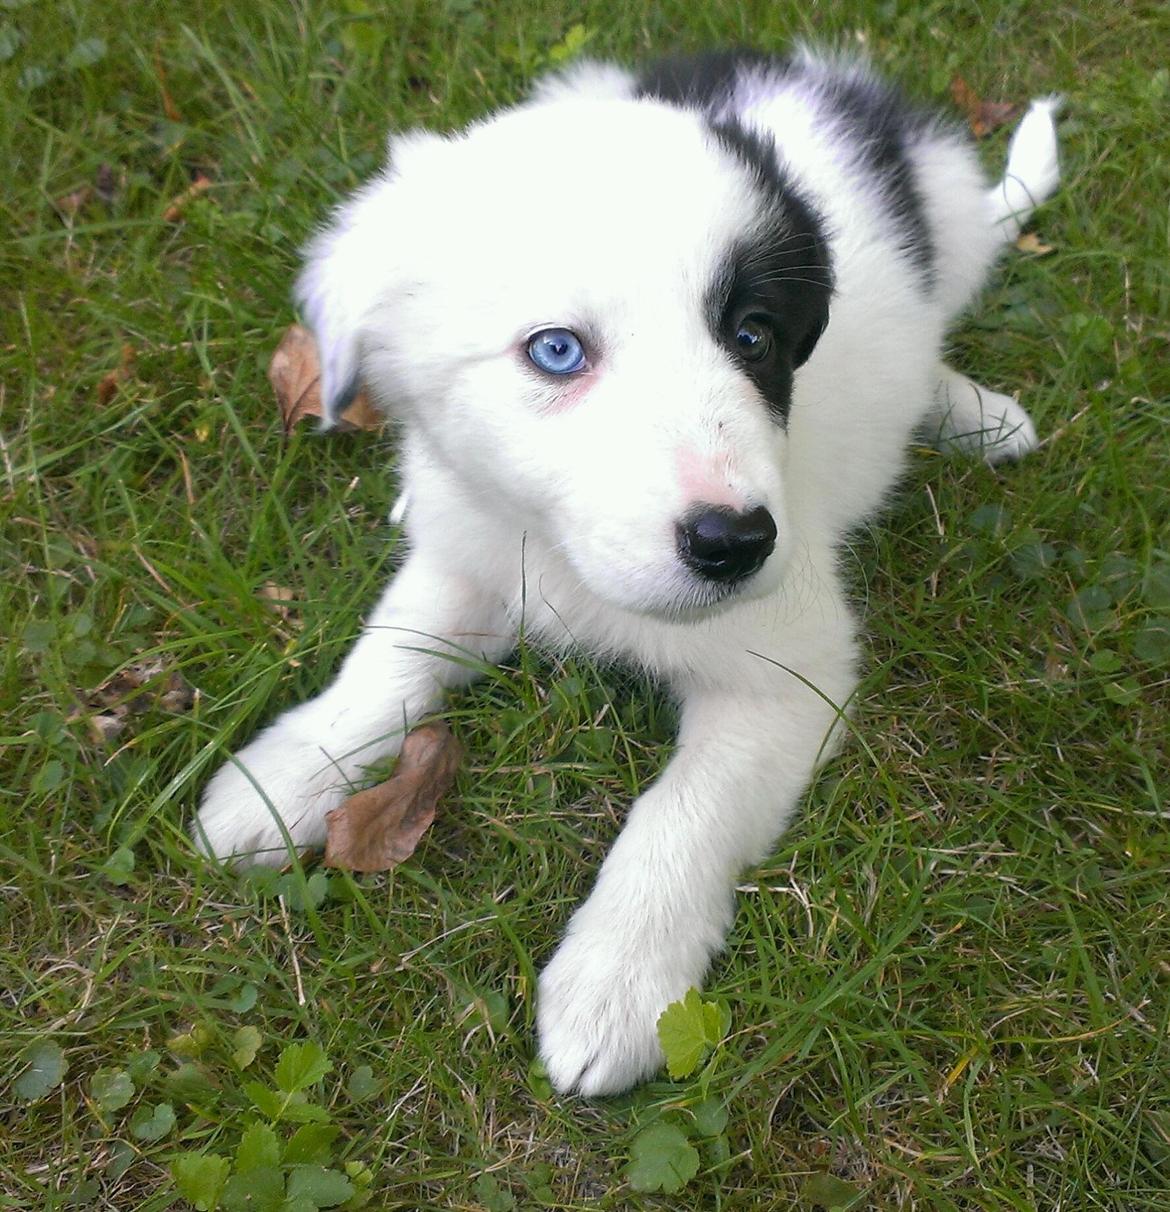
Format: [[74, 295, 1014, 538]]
[[2, 1, 1168, 1207]]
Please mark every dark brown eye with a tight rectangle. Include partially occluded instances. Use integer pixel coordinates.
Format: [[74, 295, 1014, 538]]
[[734, 317, 773, 362]]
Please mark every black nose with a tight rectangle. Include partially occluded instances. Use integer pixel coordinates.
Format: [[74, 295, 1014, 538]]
[[676, 505, 777, 582]]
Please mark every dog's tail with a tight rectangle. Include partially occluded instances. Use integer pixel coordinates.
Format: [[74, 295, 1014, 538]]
[[987, 97, 1062, 241]]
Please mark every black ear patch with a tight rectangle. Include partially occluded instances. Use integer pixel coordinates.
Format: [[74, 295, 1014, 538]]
[[637, 48, 938, 287], [806, 69, 937, 283], [636, 49, 786, 111], [706, 120, 833, 424]]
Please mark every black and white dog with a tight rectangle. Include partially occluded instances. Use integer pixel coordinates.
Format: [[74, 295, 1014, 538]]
[[195, 49, 1060, 1095]]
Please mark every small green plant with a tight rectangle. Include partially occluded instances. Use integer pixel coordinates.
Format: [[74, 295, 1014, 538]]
[[955, 507, 1170, 705], [9, 1027, 375, 1207], [656, 987, 730, 1082], [499, 22, 596, 78], [624, 990, 868, 1205], [168, 1039, 374, 1211], [621, 988, 733, 1195], [798, 1171, 866, 1210], [13, 1040, 68, 1102]]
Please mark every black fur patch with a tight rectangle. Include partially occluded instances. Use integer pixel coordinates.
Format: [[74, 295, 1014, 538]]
[[635, 49, 785, 112], [706, 120, 833, 424], [803, 67, 938, 282], [637, 49, 939, 285], [637, 53, 834, 422]]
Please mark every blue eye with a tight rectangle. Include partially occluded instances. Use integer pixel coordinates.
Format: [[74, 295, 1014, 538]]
[[527, 328, 586, 376], [735, 317, 773, 362]]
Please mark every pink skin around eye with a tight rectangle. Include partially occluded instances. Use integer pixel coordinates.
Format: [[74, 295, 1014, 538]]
[[515, 335, 599, 413], [540, 366, 599, 412], [675, 446, 745, 511]]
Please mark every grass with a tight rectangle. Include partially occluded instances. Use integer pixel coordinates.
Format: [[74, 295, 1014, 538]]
[[2, 0, 1168, 1207]]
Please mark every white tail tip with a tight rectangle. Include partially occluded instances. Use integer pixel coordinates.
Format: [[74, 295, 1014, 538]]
[[989, 96, 1063, 240]]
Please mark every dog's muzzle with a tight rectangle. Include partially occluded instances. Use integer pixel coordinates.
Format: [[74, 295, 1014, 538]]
[[675, 504, 777, 582]]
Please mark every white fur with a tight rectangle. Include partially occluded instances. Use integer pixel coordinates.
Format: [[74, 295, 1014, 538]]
[[990, 97, 1063, 241], [194, 55, 1060, 1096]]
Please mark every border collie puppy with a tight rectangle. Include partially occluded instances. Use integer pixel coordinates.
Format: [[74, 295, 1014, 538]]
[[194, 48, 1060, 1096]]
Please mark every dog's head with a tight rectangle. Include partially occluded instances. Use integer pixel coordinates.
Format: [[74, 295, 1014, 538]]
[[298, 96, 832, 618]]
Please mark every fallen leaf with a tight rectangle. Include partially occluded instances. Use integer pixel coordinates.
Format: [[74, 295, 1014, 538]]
[[159, 671, 196, 713], [54, 185, 93, 217], [163, 173, 213, 222], [324, 723, 462, 872], [950, 75, 1019, 138], [269, 324, 383, 435], [76, 657, 197, 744], [1015, 231, 1056, 255], [259, 580, 294, 611], [97, 342, 136, 405], [53, 164, 119, 218], [93, 658, 169, 706], [89, 712, 127, 744], [260, 582, 293, 601], [259, 580, 302, 635]]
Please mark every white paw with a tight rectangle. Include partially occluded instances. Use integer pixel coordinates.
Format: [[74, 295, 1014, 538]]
[[537, 926, 693, 1097], [936, 383, 1039, 464], [975, 392, 1038, 463], [192, 716, 350, 867]]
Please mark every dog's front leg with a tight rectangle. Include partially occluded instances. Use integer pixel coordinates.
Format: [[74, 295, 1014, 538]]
[[537, 662, 853, 1097], [193, 552, 513, 866]]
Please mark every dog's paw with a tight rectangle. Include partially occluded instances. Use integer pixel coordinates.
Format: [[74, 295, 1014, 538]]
[[192, 718, 349, 867], [935, 375, 1039, 465], [972, 391, 1039, 464], [537, 930, 690, 1097]]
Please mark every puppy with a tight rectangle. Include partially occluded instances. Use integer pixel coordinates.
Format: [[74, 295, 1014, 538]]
[[194, 48, 1060, 1096]]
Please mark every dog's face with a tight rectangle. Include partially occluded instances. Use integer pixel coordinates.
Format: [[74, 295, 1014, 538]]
[[300, 99, 831, 618]]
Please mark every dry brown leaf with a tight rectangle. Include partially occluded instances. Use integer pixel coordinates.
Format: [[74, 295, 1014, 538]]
[[269, 323, 383, 435], [158, 671, 196, 713], [89, 712, 128, 745], [259, 581, 295, 609], [258, 580, 303, 633], [54, 165, 118, 219], [1015, 231, 1056, 256], [950, 75, 1019, 138], [97, 343, 136, 406], [338, 386, 384, 432], [324, 722, 463, 872], [76, 658, 196, 744], [269, 325, 323, 433], [163, 173, 213, 222], [54, 185, 93, 217]]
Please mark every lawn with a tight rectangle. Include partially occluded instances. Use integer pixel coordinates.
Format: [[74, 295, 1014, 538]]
[[2, 1, 1168, 1208]]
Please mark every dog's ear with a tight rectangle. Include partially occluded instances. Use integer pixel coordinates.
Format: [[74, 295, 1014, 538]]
[[294, 131, 447, 425]]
